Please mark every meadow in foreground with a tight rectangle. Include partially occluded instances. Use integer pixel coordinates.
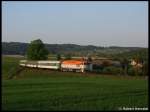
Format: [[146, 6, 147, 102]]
[[2, 56, 148, 111]]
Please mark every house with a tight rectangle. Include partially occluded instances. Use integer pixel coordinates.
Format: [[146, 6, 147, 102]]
[[130, 59, 137, 66], [130, 59, 143, 68]]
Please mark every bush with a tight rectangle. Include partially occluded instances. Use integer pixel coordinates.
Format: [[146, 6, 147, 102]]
[[127, 67, 136, 76], [102, 66, 122, 74], [128, 67, 143, 76]]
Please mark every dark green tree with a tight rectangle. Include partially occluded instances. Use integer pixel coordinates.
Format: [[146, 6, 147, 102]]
[[142, 61, 148, 75], [26, 39, 49, 60], [120, 58, 129, 75], [65, 54, 71, 60], [57, 54, 61, 60]]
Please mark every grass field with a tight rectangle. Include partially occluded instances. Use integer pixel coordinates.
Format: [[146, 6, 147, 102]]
[[2, 56, 148, 111]]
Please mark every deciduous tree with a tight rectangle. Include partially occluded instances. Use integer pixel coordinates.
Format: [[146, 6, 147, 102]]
[[27, 39, 49, 60]]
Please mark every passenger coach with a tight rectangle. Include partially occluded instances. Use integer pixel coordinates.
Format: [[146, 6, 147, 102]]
[[20, 60, 61, 70]]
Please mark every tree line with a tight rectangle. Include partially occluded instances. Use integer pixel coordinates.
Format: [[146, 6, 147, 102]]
[[2, 41, 145, 56], [3, 39, 148, 76]]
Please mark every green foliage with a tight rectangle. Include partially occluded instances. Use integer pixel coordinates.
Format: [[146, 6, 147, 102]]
[[2, 56, 24, 79], [65, 54, 72, 60], [114, 48, 148, 62], [127, 67, 136, 76], [127, 65, 146, 76], [119, 58, 130, 75], [142, 62, 148, 76], [56, 54, 61, 60], [3, 42, 147, 57], [2, 42, 28, 55], [102, 66, 122, 74], [26, 39, 49, 60]]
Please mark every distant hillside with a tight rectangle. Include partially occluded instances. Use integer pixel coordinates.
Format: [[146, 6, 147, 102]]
[[2, 42, 147, 56], [112, 48, 148, 61]]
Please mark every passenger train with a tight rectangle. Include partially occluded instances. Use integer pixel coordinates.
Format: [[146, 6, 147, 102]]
[[19, 59, 93, 73]]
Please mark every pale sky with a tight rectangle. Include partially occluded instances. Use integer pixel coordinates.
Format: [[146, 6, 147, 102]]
[[2, 1, 148, 47]]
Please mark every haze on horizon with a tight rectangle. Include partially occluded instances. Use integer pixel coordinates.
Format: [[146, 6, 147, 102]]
[[2, 1, 148, 47]]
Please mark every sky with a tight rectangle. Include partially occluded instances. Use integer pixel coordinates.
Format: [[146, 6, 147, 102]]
[[2, 1, 148, 47]]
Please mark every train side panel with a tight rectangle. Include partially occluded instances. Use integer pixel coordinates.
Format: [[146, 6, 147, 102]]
[[19, 60, 61, 70]]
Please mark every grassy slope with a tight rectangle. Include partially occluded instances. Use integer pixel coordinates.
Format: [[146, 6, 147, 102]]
[[2, 56, 148, 111], [2, 56, 24, 79]]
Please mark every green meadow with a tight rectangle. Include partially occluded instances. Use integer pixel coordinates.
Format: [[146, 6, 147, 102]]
[[2, 56, 148, 111]]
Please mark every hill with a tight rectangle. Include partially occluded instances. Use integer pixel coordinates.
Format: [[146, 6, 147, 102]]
[[2, 42, 147, 57]]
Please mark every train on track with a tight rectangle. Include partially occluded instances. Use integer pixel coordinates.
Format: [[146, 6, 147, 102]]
[[19, 59, 93, 73], [19, 58, 123, 73]]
